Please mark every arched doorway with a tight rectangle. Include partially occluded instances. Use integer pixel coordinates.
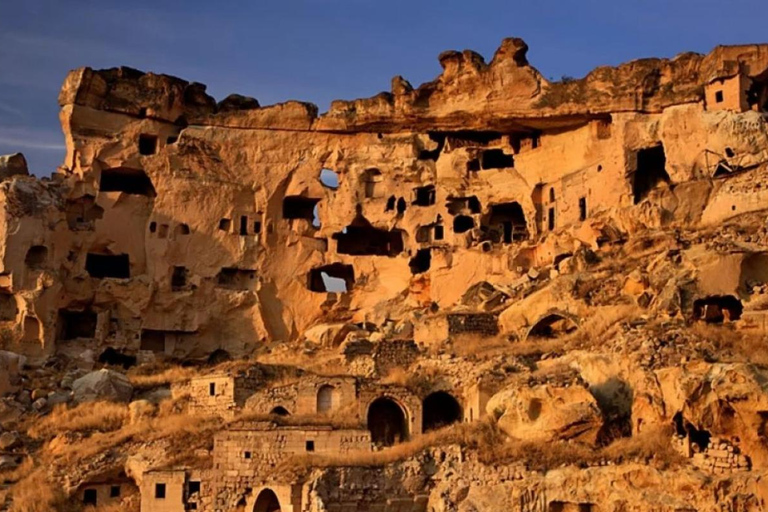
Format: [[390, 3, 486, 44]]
[[422, 391, 462, 432], [527, 313, 578, 339], [317, 385, 336, 414], [269, 406, 290, 417], [367, 397, 408, 447], [254, 489, 281, 512]]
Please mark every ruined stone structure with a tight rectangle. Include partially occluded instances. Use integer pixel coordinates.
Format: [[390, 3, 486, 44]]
[[3, 37, 768, 512]]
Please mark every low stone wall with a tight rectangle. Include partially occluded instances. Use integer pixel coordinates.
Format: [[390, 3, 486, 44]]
[[447, 313, 499, 337], [374, 340, 420, 375], [672, 434, 751, 473]]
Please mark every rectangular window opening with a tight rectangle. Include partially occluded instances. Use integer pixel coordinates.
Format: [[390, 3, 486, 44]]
[[155, 483, 166, 499], [209, 382, 216, 396], [83, 489, 97, 506], [139, 134, 158, 155], [85, 253, 130, 279], [579, 197, 587, 221], [110, 485, 121, 498], [171, 266, 188, 291], [306, 440, 315, 452]]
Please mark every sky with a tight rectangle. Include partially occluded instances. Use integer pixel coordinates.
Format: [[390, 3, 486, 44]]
[[0, 0, 765, 175]]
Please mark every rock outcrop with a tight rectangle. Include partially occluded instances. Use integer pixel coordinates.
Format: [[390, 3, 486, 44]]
[[72, 368, 133, 403]]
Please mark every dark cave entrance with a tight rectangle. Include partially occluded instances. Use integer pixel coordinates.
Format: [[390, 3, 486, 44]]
[[528, 313, 578, 339], [422, 391, 462, 432], [692, 295, 743, 323], [632, 145, 670, 204]]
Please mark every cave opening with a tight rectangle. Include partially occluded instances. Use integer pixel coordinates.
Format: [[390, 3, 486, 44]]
[[99, 167, 156, 196], [422, 391, 462, 432], [692, 295, 743, 323], [308, 264, 355, 293], [632, 145, 670, 204], [484, 202, 528, 243], [409, 249, 431, 274], [85, 253, 130, 279], [334, 216, 404, 256], [282, 196, 320, 221], [57, 309, 98, 340]]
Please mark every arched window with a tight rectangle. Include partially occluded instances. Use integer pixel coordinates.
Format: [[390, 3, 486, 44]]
[[549, 188, 555, 202], [317, 384, 336, 413]]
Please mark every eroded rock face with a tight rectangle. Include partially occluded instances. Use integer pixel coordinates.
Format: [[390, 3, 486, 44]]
[[0, 38, 765, 362]]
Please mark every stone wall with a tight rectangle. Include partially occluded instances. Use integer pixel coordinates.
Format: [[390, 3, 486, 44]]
[[447, 313, 499, 337], [213, 425, 371, 475], [243, 375, 357, 418], [172, 372, 261, 418]]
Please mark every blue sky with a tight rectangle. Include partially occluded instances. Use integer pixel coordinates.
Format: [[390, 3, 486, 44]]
[[0, 0, 765, 175]]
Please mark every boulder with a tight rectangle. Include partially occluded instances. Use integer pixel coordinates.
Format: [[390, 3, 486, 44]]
[[72, 369, 133, 403], [0, 351, 25, 397], [487, 384, 602, 444], [0, 431, 20, 450], [0, 153, 29, 179], [304, 323, 357, 347], [0, 454, 17, 470]]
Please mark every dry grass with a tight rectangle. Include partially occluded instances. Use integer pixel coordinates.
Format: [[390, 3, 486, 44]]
[[691, 322, 768, 365], [572, 304, 639, 344], [449, 334, 513, 359], [127, 365, 198, 390], [483, 425, 681, 471], [6, 467, 75, 512], [28, 402, 129, 440], [276, 420, 682, 480]]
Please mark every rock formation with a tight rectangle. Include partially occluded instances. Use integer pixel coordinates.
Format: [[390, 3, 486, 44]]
[[1, 37, 768, 512]]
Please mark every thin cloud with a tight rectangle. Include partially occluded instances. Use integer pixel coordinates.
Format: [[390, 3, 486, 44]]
[[0, 126, 65, 151], [0, 136, 65, 151], [0, 101, 25, 119]]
